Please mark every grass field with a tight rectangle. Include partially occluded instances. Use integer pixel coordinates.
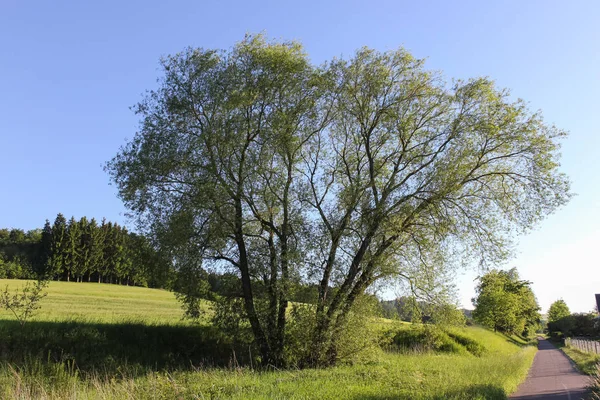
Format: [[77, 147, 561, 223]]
[[0, 279, 536, 399], [0, 279, 186, 324]]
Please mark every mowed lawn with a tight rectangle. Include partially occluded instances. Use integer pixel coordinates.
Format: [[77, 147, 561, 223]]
[[0, 279, 185, 324]]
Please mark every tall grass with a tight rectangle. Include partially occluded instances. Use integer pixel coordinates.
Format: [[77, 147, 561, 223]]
[[561, 344, 600, 375], [0, 279, 536, 399], [0, 343, 536, 399]]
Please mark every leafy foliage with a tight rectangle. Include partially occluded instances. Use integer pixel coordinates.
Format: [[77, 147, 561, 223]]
[[548, 310, 599, 338], [107, 34, 570, 366], [548, 299, 571, 323], [472, 268, 540, 335]]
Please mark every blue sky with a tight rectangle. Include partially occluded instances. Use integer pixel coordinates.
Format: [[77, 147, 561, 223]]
[[1, 1, 598, 313]]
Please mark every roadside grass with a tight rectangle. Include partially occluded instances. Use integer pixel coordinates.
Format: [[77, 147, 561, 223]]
[[0, 336, 536, 399], [559, 344, 600, 375], [0, 279, 536, 399], [0, 321, 536, 399]]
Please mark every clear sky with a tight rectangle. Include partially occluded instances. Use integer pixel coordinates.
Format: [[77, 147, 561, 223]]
[[1, 1, 598, 313]]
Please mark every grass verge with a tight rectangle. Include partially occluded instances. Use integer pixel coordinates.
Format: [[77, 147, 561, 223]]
[[554, 342, 600, 375]]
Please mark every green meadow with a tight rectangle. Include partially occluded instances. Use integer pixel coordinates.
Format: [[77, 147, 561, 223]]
[[0, 279, 185, 324], [0, 280, 536, 399]]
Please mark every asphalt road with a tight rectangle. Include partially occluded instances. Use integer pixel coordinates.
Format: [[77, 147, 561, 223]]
[[510, 339, 590, 400]]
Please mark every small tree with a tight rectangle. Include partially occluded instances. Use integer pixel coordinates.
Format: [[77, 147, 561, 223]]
[[0, 280, 48, 328], [548, 299, 570, 323]]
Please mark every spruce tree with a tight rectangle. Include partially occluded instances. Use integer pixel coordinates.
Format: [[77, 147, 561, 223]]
[[50, 214, 67, 280], [87, 218, 102, 282], [38, 220, 53, 277], [102, 221, 114, 283], [64, 217, 80, 282], [76, 217, 91, 282]]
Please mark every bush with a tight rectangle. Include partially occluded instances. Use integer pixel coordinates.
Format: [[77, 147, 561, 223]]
[[285, 295, 383, 367], [390, 325, 487, 356], [0, 280, 48, 328], [392, 325, 461, 354], [0, 257, 36, 279], [445, 330, 486, 356]]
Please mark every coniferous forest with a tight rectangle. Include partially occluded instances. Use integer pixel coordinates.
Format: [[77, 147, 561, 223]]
[[0, 213, 172, 288]]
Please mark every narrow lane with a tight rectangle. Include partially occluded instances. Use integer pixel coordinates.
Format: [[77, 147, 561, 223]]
[[510, 339, 590, 400]]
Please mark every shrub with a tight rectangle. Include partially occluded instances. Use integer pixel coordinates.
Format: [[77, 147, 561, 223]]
[[286, 295, 383, 367], [392, 325, 463, 354], [445, 330, 486, 356], [0, 280, 48, 328]]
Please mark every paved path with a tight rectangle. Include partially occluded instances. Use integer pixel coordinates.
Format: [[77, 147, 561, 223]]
[[510, 339, 590, 400]]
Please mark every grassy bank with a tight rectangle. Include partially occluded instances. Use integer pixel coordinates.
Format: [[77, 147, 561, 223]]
[[555, 342, 600, 375], [0, 279, 536, 399]]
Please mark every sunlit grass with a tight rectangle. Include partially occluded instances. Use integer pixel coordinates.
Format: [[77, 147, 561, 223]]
[[0, 279, 194, 324], [0, 279, 536, 399], [560, 344, 600, 375], [0, 330, 536, 399]]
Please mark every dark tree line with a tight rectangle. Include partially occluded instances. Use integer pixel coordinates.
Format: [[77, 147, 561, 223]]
[[0, 214, 172, 288]]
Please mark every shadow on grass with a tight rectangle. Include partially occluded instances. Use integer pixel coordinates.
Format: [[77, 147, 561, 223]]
[[501, 334, 530, 348], [0, 318, 251, 376], [351, 384, 507, 399]]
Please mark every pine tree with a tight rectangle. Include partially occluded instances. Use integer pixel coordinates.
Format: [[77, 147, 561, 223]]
[[64, 217, 80, 282], [50, 214, 67, 280], [117, 227, 133, 285], [76, 217, 93, 282], [101, 221, 114, 283], [111, 224, 126, 284], [38, 220, 53, 277], [87, 218, 102, 282]]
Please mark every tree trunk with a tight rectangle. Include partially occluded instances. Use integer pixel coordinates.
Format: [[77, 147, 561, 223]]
[[234, 199, 272, 366]]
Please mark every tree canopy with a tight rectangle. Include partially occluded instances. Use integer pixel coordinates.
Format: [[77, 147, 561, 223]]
[[107, 35, 570, 366], [547, 299, 570, 323], [472, 268, 540, 334]]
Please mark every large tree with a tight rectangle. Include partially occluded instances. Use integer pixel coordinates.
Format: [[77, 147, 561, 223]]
[[76, 216, 91, 282], [472, 268, 540, 334], [49, 213, 67, 280], [87, 218, 103, 282], [107, 35, 570, 366], [64, 217, 80, 282], [38, 220, 53, 277]]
